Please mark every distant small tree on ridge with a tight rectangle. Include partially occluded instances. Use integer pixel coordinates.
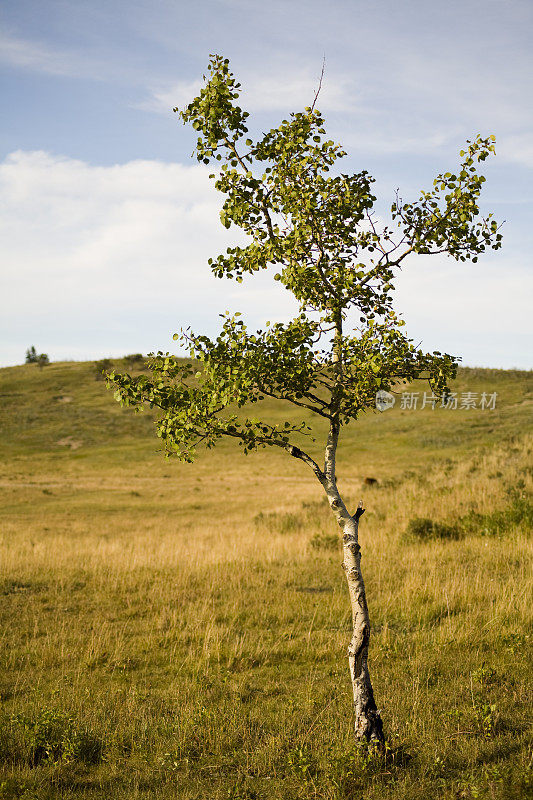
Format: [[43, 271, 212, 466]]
[[26, 346, 50, 369], [25, 346, 38, 364]]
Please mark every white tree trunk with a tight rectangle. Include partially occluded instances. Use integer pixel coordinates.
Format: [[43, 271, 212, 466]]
[[323, 486, 384, 744], [322, 419, 384, 744], [341, 511, 384, 743]]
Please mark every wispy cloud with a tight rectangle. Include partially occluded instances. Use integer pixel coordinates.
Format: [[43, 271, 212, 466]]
[[140, 56, 533, 170], [241, 69, 357, 113], [498, 134, 533, 169], [4, 18, 531, 169], [140, 68, 358, 115], [0, 29, 76, 77], [0, 27, 142, 84], [140, 79, 203, 114]]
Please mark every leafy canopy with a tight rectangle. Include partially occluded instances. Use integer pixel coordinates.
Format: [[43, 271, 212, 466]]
[[109, 55, 502, 468]]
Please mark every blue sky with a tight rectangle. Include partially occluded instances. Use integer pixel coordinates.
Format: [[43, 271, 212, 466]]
[[1, 0, 532, 368]]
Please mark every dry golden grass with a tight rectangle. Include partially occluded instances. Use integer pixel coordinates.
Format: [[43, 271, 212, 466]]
[[0, 362, 531, 798]]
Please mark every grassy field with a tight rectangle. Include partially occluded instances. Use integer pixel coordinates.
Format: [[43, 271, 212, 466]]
[[0, 360, 531, 799]]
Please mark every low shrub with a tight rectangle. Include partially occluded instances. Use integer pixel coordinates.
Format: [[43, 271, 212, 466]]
[[0, 708, 103, 767], [460, 486, 533, 536], [94, 358, 113, 380], [403, 517, 463, 542], [123, 353, 145, 368]]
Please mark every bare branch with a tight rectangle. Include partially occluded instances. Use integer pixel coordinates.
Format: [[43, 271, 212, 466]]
[[310, 56, 326, 113]]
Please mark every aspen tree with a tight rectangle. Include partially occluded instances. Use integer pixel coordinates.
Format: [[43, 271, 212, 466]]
[[109, 55, 502, 744]]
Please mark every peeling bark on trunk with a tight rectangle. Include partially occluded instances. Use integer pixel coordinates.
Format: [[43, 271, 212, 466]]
[[342, 511, 384, 744], [321, 415, 384, 745], [323, 486, 384, 745]]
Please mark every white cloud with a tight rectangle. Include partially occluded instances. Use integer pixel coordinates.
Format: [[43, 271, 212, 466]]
[[393, 253, 533, 368], [0, 150, 296, 365], [0, 150, 529, 369]]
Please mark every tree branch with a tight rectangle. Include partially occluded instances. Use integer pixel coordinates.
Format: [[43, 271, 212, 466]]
[[222, 134, 278, 245], [222, 428, 325, 480], [257, 384, 332, 419], [310, 57, 326, 112]]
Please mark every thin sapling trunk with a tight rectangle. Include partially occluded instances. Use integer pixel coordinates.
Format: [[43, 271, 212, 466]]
[[321, 421, 384, 744]]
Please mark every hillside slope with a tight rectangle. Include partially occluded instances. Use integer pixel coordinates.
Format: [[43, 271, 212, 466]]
[[1, 359, 531, 470]]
